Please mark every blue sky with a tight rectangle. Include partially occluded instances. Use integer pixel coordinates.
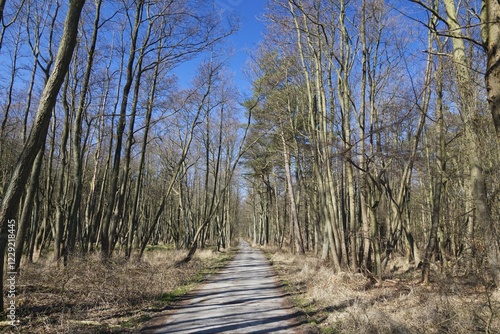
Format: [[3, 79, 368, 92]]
[[173, 0, 267, 94], [225, 0, 267, 92]]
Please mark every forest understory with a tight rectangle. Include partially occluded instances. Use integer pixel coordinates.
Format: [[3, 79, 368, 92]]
[[0, 246, 235, 334], [265, 245, 500, 334], [5, 242, 499, 334]]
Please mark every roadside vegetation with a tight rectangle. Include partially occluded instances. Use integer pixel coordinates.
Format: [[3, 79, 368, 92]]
[[0, 246, 235, 334], [265, 246, 500, 334]]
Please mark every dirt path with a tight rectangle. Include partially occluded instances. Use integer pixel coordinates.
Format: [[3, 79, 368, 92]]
[[141, 240, 302, 333]]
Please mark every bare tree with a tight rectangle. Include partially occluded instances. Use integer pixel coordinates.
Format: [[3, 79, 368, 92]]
[[0, 0, 85, 314], [0, 0, 25, 52], [65, 0, 103, 256], [100, 0, 143, 258], [442, 0, 500, 286]]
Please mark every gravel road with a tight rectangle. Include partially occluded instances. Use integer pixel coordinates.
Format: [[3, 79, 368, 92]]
[[141, 240, 302, 333]]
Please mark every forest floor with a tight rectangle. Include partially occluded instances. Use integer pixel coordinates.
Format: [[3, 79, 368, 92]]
[[0, 245, 236, 333], [4, 243, 499, 334], [264, 246, 500, 334]]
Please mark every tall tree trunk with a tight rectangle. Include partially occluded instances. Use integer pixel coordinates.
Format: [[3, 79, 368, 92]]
[[359, 0, 371, 272], [422, 10, 445, 283], [67, 0, 102, 255], [126, 43, 161, 258], [101, 0, 143, 258], [14, 149, 44, 271], [482, 0, 500, 139], [444, 0, 500, 286], [288, 0, 339, 266], [0, 0, 85, 315], [53, 79, 72, 263], [281, 129, 305, 255], [110, 12, 154, 254]]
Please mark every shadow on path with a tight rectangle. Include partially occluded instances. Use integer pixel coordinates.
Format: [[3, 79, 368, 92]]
[[140, 240, 303, 333]]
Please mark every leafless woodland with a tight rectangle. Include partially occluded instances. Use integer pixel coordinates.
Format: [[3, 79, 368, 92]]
[[0, 0, 499, 331]]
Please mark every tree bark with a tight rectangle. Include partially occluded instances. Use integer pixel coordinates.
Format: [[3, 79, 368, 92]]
[[422, 10, 445, 283], [444, 0, 500, 286], [14, 149, 44, 271], [101, 0, 143, 258], [482, 0, 500, 139], [67, 0, 102, 255], [53, 79, 72, 263], [281, 130, 305, 255], [126, 42, 161, 258], [0, 0, 85, 315]]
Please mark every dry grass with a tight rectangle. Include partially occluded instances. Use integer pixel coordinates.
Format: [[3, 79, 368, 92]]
[[266, 248, 500, 334], [1, 247, 234, 334]]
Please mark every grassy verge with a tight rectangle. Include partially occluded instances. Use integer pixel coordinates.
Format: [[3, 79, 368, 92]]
[[263, 246, 500, 334], [2, 246, 236, 334]]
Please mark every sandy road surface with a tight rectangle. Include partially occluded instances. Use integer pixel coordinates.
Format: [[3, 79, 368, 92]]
[[141, 240, 302, 333]]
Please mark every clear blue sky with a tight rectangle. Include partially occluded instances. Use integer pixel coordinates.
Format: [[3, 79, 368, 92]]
[[174, 0, 267, 94], [226, 0, 267, 92]]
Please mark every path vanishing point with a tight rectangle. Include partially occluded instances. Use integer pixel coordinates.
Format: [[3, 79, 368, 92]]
[[140, 240, 302, 333]]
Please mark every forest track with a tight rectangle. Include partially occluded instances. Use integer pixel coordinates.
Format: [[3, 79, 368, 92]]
[[140, 240, 303, 333]]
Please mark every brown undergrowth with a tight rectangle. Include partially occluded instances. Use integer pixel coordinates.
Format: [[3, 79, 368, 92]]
[[0, 246, 235, 333], [265, 247, 500, 334]]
